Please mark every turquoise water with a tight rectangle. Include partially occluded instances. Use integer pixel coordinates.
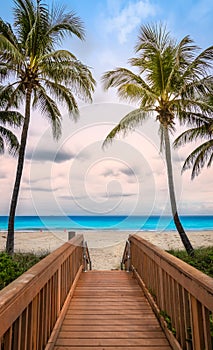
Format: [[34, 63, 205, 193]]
[[0, 215, 212, 231]]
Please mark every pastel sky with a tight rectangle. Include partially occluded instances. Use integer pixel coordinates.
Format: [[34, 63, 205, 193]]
[[1, 0, 213, 216]]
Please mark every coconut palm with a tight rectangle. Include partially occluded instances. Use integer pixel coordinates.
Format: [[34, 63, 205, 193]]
[[0, 0, 95, 253], [102, 23, 213, 255], [174, 113, 213, 179]]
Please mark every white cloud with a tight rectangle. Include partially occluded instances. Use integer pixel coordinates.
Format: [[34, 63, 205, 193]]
[[106, 0, 157, 44]]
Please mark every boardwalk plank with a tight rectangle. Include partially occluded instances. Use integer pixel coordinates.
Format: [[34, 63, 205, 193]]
[[60, 325, 162, 332], [62, 318, 160, 326], [53, 271, 172, 349], [57, 331, 165, 338], [54, 347, 171, 350], [55, 338, 169, 346]]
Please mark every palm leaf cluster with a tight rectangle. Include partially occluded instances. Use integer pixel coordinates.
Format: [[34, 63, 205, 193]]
[[174, 112, 213, 179], [0, 0, 95, 139], [102, 24, 213, 148], [0, 85, 23, 155]]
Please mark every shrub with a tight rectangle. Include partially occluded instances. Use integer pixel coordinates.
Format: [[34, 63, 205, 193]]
[[168, 246, 213, 277], [0, 252, 48, 290]]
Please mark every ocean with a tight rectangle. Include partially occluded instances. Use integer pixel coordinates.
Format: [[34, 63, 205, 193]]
[[0, 215, 212, 231]]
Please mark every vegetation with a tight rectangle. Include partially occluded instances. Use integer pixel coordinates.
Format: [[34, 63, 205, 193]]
[[174, 108, 213, 179], [0, 86, 23, 155], [168, 246, 213, 277], [102, 23, 213, 255], [0, 251, 48, 290], [0, 0, 95, 254], [160, 310, 176, 336]]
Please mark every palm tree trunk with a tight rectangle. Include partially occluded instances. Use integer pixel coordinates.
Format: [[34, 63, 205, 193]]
[[163, 126, 194, 255], [6, 89, 32, 254]]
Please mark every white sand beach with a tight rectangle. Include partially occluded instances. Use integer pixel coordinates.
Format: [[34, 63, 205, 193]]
[[0, 230, 212, 270]]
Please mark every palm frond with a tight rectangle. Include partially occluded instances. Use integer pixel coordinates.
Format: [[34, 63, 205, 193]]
[[182, 140, 213, 179], [0, 111, 23, 127], [135, 23, 172, 54], [0, 125, 19, 155], [103, 108, 150, 148], [102, 67, 145, 90], [178, 76, 213, 101], [41, 81, 79, 120], [0, 62, 19, 81], [0, 83, 25, 109], [42, 49, 77, 63], [181, 45, 213, 84], [0, 19, 19, 47], [41, 55, 95, 102], [176, 107, 213, 127], [165, 36, 196, 93], [102, 67, 157, 105], [48, 4, 85, 43], [32, 86, 62, 140], [0, 20, 23, 65], [13, 0, 36, 43]]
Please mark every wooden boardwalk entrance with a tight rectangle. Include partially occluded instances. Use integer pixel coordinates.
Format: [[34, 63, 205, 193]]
[[52, 270, 172, 349], [1, 235, 212, 349]]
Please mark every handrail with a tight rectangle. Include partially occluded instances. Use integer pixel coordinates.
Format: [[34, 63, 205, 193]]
[[121, 240, 131, 272], [83, 240, 92, 271], [0, 234, 84, 350], [128, 234, 213, 350]]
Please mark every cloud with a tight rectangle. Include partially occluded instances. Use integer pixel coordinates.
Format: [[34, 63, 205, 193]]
[[59, 194, 88, 201], [101, 192, 136, 198], [24, 186, 61, 192], [102, 169, 119, 177], [26, 148, 76, 163], [120, 167, 136, 177], [105, 0, 157, 44], [172, 154, 187, 163], [101, 166, 137, 178], [0, 171, 6, 179]]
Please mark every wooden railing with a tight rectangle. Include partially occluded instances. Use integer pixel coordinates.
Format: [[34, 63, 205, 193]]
[[129, 234, 213, 350], [0, 234, 84, 350]]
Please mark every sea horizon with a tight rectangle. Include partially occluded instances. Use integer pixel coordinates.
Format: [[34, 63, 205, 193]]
[[0, 215, 212, 232]]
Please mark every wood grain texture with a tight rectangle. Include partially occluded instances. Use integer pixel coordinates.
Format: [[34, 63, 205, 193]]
[[53, 270, 172, 349]]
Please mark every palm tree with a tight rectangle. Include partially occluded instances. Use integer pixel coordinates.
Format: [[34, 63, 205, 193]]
[[174, 113, 213, 179], [0, 0, 95, 253], [0, 86, 23, 155], [102, 23, 213, 255]]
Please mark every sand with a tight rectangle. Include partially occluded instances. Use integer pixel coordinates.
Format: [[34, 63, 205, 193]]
[[0, 230, 212, 270]]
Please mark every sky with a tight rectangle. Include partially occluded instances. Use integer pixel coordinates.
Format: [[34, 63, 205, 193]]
[[0, 0, 213, 217]]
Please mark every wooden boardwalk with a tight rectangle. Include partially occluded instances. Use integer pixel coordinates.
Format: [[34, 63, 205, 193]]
[[53, 270, 172, 349], [1, 235, 212, 349]]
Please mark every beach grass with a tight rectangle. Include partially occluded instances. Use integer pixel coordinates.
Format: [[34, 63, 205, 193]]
[[0, 251, 48, 290], [168, 246, 213, 277]]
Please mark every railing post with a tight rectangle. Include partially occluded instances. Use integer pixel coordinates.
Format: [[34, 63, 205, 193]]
[[57, 267, 61, 317], [83, 241, 92, 272], [121, 240, 131, 272], [126, 240, 131, 272], [68, 231, 75, 240], [190, 296, 205, 350]]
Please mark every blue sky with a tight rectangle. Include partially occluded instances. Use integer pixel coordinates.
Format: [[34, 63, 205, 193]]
[[1, 0, 213, 217]]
